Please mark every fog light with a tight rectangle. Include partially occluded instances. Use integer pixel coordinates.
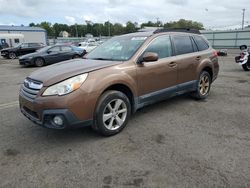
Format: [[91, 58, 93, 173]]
[[53, 115, 64, 126]]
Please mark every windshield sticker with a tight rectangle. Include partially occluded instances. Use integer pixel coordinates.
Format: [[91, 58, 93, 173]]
[[131, 37, 147, 41]]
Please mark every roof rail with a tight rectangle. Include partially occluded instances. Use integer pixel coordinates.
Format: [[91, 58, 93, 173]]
[[153, 28, 201, 34]]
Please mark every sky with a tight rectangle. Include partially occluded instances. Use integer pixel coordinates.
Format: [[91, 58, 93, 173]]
[[0, 0, 249, 30]]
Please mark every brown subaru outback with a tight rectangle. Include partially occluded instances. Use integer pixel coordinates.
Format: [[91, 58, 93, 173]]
[[19, 29, 219, 136]]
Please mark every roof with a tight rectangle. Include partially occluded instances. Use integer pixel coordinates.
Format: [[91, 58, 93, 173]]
[[0, 25, 45, 32], [0, 33, 24, 38]]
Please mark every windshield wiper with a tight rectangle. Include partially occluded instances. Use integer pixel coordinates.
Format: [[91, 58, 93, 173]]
[[90, 58, 115, 61]]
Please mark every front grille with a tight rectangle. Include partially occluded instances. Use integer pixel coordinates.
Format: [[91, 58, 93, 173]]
[[20, 78, 43, 100]]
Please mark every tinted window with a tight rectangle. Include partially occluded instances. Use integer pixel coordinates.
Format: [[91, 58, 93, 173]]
[[28, 43, 39, 47], [14, 38, 19, 43], [193, 36, 209, 51], [191, 37, 198, 52], [144, 35, 172, 59], [21, 43, 29, 48], [49, 46, 61, 52], [172, 35, 194, 55], [61, 46, 72, 52]]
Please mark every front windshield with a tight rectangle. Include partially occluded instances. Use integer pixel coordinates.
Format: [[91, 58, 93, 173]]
[[86, 36, 147, 61]]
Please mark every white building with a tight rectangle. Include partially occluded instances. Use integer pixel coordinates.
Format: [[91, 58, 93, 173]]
[[0, 25, 47, 47]]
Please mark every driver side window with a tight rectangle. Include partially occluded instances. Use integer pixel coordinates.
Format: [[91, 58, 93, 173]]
[[144, 35, 172, 59]]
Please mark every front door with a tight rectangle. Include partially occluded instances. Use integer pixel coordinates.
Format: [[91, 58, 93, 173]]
[[137, 35, 178, 104]]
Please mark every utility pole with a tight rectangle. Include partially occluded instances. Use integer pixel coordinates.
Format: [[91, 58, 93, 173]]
[[156, 17, 160, 28], [75, 23, 78, 37], [242, 8, 246, 30], [108, 20, 111, 37]]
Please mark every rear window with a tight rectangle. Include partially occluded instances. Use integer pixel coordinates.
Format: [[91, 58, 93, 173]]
[[28, 43, 41, 48], [172, 35, 194, 55], [193, 36, 209, 51]]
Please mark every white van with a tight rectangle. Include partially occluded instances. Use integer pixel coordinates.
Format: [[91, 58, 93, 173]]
[[0, 33, 24, 48]]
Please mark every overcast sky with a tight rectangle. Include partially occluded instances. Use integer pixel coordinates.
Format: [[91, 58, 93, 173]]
[[0, 0, 249, 29]]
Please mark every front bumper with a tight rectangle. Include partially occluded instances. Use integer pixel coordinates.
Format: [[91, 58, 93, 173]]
[[19, 58, 34, 65], [19, 90, 95, 129], [1, 52, 8, 58], [20, 106, 92, 129]]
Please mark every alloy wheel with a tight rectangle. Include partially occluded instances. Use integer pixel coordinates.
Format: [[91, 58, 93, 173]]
[[102, 99, 127, 131], [9, 53, 16, 59], [199, 75, 210, 95]]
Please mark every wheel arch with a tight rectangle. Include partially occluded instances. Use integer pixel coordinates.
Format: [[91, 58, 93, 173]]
[[101, 83, 135, 113], [202, 66, 213, 80]]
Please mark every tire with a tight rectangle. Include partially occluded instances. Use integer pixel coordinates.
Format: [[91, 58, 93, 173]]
[[34, 58, 45, 67], [72, 54, 80, 59], [8, 52, 17, 59], [93, 90, 131, 136], [191, 71, 211, 100], [242, 64, 250, 71]]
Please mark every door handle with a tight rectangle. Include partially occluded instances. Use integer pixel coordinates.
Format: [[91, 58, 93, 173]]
[[196, 56, 201, 61], [168, 62, 177, 67]]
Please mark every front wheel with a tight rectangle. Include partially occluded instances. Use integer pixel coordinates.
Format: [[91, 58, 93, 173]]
[[242, 63, 250, 71], [93, 90, 131, 136], [34, 58, 45, 67], [8, 52, 17, 59], [191, 71, 211, 100]]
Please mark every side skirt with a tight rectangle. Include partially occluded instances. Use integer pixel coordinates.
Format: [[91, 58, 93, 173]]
[[134, 80, 197, 111]]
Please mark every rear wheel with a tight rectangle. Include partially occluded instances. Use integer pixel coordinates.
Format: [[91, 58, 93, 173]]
[[191, 71, 211, 100], [93, 90, 131, 136], [242, 63, 250, 71], [34, 58, 45, 67], [8, 52, 17, 59]]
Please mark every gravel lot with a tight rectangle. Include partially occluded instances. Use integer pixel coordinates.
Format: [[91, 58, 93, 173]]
[[0, 51, 250, 188]]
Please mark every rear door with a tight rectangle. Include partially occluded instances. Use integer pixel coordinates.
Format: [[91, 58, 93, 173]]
[[60, 46, 74, 61], [137, 35, 178, 104], [171, 35, 200, 87]]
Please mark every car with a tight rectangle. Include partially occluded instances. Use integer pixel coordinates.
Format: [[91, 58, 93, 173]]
[[19, 28, 219, 136], [78, 42, 98, 53], [217, 49, 228, 56], [0, 42, 9, 50], [19, 45, 85, 67], [0, 43, 45, 59]]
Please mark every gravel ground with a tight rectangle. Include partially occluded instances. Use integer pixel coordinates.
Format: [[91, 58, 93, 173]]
[[0, 51, 249, 188]]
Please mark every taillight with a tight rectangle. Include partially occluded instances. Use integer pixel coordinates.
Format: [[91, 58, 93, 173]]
[[213, 51, 218, 57]]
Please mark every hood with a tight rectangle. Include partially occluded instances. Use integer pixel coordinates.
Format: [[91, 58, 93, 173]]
[[1, 47, 18, 52], [28, 59, 122, 86]]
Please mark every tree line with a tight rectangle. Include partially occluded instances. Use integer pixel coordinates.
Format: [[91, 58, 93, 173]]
[[29, 19, 204, 38]]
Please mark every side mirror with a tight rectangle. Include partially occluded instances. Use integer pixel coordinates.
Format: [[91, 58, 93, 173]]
[[47, 50, 52, 54], [138, 52, 158, 64]]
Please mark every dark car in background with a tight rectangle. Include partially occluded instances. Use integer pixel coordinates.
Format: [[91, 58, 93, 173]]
[[0, 43, 45, 59], [19, 45, 85, 67]]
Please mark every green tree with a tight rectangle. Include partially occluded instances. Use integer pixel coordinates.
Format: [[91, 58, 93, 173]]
[[125, 21, 137, 33], [164, 19, 204, 30]]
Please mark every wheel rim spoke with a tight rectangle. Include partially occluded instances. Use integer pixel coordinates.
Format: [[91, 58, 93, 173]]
[[107, 117, 115, 129], [115, 116, 123, 126], [118, 108, 127, 114], [114, 99, 123, 111], [103, 113, 112, 122]]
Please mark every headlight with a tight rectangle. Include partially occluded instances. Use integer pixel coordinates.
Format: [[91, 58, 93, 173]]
[[42, 73, 88, 96]]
